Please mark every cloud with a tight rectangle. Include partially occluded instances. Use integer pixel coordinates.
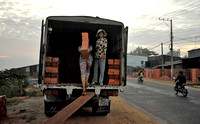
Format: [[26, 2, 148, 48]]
[[0, 56, 8, 58], [0, 0, 200, 70]]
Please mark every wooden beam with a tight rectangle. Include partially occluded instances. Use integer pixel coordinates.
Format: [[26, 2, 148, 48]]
[[44, 92, 95, 124]]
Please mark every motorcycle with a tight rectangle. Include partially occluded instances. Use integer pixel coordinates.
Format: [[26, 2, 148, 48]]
[[174, 84, 188, 97], [138, 76, 144, 84]]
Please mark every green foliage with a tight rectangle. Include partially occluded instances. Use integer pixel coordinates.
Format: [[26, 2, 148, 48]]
[[25, 87, 43, 97], [0, 69, 29, 98], [129, 46, 158, 56], [6, 98, 22, 106]]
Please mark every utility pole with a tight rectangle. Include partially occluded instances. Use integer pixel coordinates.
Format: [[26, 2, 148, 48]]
[[170, 19, 173, 79], [161, 43, 164, 76], [159, 18, 173, 79]]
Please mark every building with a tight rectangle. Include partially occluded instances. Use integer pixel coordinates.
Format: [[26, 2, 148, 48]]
[[127, 54, 148, 74], [182, 48, 200, 68], [16, 64, 39, 82], [145, 55, 182, 69], [188, 48, 200, 58], [167, 49, 181, 57], [145, 48, 200, 69]]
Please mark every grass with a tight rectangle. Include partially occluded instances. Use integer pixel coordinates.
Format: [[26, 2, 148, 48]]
[[7, 98, 22, 106], [25, 87, 43, 97]]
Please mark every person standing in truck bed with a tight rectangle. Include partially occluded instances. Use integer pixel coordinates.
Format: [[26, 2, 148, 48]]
[[78, 46, 93, 95], [92, 29, 108, 86]]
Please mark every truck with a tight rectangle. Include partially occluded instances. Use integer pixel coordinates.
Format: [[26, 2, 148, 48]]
[[38, 16, 128, 117]]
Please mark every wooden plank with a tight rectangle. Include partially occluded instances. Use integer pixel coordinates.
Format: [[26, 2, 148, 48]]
[[44, 92, 95, 124]]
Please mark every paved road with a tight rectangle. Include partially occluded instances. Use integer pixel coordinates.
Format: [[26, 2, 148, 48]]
[[120, 77, 200, 124]]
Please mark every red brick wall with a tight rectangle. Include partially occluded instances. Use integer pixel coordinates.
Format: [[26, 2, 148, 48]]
[[136, 68, 200, 84], [191, 69, 200, 84]]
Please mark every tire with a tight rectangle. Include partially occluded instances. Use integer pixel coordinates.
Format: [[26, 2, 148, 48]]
[[183, 89, 188, 97], [174, 86, 178, 94], [92, 107, 109, 116], [44, 101, 54, 117], [92, 101, 110, 116], [44, 101, 65, 117]]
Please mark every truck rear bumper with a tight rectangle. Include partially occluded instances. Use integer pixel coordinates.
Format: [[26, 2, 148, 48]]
[[41, 84, 124, 96]]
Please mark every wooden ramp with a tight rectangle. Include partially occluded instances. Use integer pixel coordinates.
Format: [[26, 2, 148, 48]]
[[44, 92, 95, 124]]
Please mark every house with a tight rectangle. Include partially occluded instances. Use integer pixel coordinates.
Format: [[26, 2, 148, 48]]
[[145, 55, 182, 69], [182, 48, 200, 68], [127, 54, 148, 74], [15, 64, 39, 82]]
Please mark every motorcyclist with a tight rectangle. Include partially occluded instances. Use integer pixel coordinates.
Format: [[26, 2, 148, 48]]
[[137, 70, 144, 80], [175, 71, 186, 89]]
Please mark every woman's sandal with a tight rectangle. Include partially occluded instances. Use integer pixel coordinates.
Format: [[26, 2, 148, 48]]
[[82, 90, 86, 96], [82, 91, 86, 96]]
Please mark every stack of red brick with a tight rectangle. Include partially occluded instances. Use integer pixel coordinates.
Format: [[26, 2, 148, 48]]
[[44, 57, 60, 84], [108, 59, 120, 85], [192, 69, 200, 84], [0, 95, 7, 121], [81, 32, 89, 59], [142, 68, 200, 84]]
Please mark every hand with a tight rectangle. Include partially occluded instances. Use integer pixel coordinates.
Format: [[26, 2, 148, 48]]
[[87, 48, 90, 53], [101, 55, 106, 60], [80, 48, 89, 53]]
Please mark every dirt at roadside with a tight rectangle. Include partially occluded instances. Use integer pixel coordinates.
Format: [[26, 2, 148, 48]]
[[2, 96, 158, 124]]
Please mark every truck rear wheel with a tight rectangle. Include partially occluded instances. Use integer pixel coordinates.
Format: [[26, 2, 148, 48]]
[[92, 101, 110, 116], [44, 101, 65, 117]]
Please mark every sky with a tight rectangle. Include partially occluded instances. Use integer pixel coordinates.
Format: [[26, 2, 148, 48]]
[[0, 0, 200, 70]]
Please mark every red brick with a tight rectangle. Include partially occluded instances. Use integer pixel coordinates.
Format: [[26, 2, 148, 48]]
[[114, 59, 120, 65], [81, 53, 89, 59], [109, 65, 120, 69], [46, 57, 52, 62], [52, 57, 59, 62], [51, 78, 58, 84], [51, 73, 58, 78], [44, 78, 51, 83], [108, 59, 114, 65], [51, 67, 58, 73], [45, 72, 51, 78], [109, 75, 115, 79], [81, 32, 89, 49], [45, 62, 52, 67], [113, 69, 120, 75], [108, 69, 115, 75], [108, 79, 115, 85]]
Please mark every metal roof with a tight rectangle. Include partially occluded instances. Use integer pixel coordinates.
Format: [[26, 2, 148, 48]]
[[46, 16, 124, 26]]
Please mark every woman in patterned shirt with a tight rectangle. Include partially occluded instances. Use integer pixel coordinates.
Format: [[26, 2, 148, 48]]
[[92, 29, 108, 86]]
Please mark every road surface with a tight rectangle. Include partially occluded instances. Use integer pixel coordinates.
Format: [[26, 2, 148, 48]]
[[120, 77, 200, 124]]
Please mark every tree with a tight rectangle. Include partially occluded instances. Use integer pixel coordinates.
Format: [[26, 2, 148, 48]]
[[129, 46, 158, 56], [0, 69, 29, 98]]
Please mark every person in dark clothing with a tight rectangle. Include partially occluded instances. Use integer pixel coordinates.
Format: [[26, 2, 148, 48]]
[[175, 71, 186, 89]]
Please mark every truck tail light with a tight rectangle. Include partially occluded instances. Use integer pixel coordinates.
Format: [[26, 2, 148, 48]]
[[44, 90, 58, 96]]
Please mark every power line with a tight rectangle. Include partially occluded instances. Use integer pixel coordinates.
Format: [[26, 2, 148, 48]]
[[174, 36, 200, 41], [132, 21, 163, 39], [162, 1, 200, 17]]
